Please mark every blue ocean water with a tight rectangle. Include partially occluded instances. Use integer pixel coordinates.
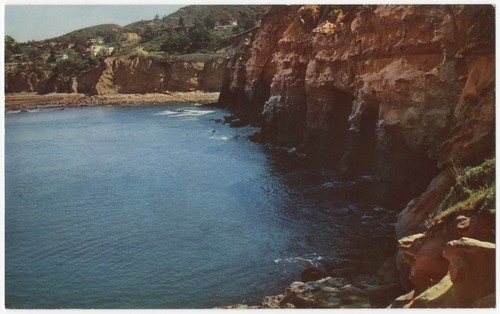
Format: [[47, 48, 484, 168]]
[[5, 104, 395, 309]]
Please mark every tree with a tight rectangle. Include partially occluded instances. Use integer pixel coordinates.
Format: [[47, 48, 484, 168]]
[[141, 25, 155, 43], [5, 36, 17, 51], [5, 48, 12, 61], [207, 32, 223, 51], [236, 10, 256, 32], [28, 46, 41, 61], [161, 30, 190, 54], [5, 35, 20, 59], [48, 48, 56, 63], [51, 53, 98, 78], [154, 14, 160, 21], [178, 17, 184, 27], [219, 11, 231, 25], [72, 33, 89, 54], [188, 19, 210, 52], [203, 15, 216, 29]]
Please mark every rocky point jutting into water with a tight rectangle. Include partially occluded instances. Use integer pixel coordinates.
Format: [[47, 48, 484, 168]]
[[218, 5, 495, 308]]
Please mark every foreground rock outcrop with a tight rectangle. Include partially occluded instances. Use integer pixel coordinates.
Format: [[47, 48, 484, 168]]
[[395, 233, 495, 308], [392, 157, 495, 307], [218, 4, 495, 308]]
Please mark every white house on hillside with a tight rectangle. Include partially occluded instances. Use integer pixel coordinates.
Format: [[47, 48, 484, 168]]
[[5, 62, 19, 71], [90, 45, 115, 57], [55, 53, 69, 62]]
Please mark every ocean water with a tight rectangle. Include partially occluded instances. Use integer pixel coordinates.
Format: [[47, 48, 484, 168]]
[[5, 104, 395, 309]]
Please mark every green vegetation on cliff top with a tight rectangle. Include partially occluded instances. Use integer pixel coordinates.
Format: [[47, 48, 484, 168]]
[[429, 158, 495, 226]]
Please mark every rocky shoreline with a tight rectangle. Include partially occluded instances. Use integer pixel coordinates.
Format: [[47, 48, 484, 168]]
[[221, 258, 403, 309], [4, 91, 220, 111]]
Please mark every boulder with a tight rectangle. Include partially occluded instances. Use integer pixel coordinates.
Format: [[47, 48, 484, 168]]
[[301, 263, 327, 282]]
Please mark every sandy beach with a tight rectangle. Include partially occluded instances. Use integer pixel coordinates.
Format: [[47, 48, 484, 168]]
[[4, 92, 220, 111]]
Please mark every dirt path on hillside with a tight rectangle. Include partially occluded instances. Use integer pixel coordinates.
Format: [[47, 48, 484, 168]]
[[4, 92, 220, 111]]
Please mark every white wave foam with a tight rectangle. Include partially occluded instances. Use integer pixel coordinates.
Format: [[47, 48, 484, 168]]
[[176, 109, 214, 117], [154, 110, 180, 116], [6, 109, 42, 114], [209, 135, 230, 141], [273, 253, 325, 267], [154, 108, 214, 117], [321, 181, 355, 189]]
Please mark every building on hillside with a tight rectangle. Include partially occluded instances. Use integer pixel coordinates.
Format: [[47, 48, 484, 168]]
[[90, 37, 104, 45], [5, 62, 19, 72], [90, 45, 115, 57], [55, 53, 69, 62], [214, 24, 234, 31], [120, 32, 141, 41], [106, 46, 115, 55]]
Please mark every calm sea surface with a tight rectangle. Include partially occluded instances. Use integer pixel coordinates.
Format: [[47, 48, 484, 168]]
[[5, 104, 395, 308]]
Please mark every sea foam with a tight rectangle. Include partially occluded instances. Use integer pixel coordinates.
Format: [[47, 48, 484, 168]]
[[154, 108, 214, 117]]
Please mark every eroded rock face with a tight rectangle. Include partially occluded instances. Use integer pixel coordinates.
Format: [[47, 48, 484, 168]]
[[6, 57, 225, 95], [5, 70, 50, 93], [395, 215, 496, 308], [443, 237, 495, 307], [219, 5, 494, 209], [396, 238, 496, 308], [396, 170, 455, 240]]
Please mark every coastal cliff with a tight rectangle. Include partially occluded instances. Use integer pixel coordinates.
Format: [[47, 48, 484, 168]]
[[218, 5, 495, 308], [5, 57, 226, 95]]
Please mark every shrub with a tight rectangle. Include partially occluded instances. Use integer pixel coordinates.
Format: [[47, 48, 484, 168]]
[[428, 158, 495, 227]]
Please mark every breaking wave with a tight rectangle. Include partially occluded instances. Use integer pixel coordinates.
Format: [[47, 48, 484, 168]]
[[274, 253, 326, 268], [154, 108, 214, 117]]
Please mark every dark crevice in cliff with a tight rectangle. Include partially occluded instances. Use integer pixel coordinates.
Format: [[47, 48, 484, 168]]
[[375, 120, 441, 209], [340, 104, 378, 178], [301, 89, 354, 164]]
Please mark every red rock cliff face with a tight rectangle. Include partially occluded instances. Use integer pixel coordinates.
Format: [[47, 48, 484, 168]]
[[5, 70, 50, 93], [78, 57, 226, 95], [219, 5, 495, 210], [219, 5, 495, 306], [6, 57, 225, 95]]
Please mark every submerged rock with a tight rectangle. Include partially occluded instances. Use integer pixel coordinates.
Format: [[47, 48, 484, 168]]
[[301, 263, 327, 282]]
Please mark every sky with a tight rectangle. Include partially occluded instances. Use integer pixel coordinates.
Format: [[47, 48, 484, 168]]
[[5, 4, 184, 42]]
